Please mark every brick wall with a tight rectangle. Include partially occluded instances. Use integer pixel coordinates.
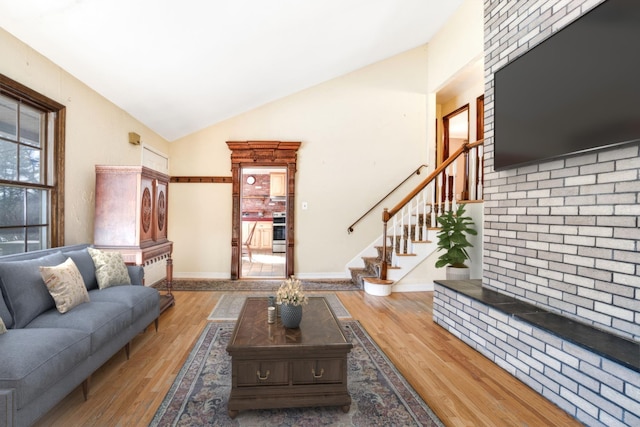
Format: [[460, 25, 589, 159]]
[[434, 284, 640, 426], [483, 0, 640, 341], [241, 173, 286, 216]]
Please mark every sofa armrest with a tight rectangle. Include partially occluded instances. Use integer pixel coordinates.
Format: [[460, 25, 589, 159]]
[[0, 389, 15, 427], [127, 265, 144, 286]]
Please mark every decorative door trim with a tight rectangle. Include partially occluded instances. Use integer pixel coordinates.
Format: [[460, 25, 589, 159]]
[[226, 140, 301, 279]]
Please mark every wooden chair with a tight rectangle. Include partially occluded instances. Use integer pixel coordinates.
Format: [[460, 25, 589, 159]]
[[242, 222, 258, 262]]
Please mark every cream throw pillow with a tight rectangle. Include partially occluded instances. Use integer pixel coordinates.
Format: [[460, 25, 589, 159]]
[[40, 258, 90, 313], [88, 247, 131, 289], [0, 316, 6, 334]]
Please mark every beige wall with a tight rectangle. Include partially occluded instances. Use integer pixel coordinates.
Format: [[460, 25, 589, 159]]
[[426, 0, 484, 168], [169, 46, 429, 278], [426, 0, 483, 94], [0, 28, 170, 245]]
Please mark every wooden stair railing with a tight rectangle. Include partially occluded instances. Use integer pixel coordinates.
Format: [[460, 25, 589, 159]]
[[379, 139, 484, 281]]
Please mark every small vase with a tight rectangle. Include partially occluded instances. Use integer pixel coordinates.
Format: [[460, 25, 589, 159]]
[[280, 303, 303, 328]]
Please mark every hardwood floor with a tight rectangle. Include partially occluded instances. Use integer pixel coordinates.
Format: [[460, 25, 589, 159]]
[[35, 291, 581, 427]]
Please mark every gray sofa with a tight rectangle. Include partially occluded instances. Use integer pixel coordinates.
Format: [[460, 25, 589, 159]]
[[0, 244, 160, 427]]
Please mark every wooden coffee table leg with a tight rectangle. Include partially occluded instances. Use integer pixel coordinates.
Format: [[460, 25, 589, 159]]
[[228, 409, 238, 419], [342, 405, 350, 413]]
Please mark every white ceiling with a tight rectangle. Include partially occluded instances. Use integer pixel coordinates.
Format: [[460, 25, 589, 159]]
[[0, 0, 463, 141]]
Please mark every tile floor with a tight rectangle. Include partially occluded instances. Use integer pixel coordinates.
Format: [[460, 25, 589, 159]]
[[241, 249, 286, 278]]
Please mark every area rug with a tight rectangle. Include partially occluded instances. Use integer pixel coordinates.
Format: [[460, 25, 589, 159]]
[[155, 278, 360, 292], [150, 321, 444, 427], [208, 293, 351, 320]]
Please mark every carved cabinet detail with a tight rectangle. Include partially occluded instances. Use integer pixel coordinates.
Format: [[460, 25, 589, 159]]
[[94, 165, 173, 297]]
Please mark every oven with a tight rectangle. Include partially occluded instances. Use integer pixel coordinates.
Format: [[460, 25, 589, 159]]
[[272, 212, 286, 253]]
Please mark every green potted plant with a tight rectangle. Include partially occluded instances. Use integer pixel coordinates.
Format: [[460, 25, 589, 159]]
[[435, 203, 477, 279]]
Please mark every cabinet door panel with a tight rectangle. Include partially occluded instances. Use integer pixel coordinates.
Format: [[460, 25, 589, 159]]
[[154, 179, 168, 241], [270, 172, 286, 197], [139, 177, 155, 244], [291, 359, 343, 385]]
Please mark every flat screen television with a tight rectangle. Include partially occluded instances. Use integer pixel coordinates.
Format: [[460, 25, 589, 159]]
[[493, 0, 640, 171]]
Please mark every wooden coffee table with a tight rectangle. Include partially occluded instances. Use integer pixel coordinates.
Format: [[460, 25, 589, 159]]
[[226, 297, 353, 418]]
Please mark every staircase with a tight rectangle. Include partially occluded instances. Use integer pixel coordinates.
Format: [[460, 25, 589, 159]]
[[346, 139, 485, 293], [347, 212, 440, 293], [348, 244, 392, 287]]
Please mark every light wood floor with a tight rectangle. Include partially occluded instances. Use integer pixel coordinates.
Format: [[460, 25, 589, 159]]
[[241, 249, 285, 278], [35, 291, 581, 427]]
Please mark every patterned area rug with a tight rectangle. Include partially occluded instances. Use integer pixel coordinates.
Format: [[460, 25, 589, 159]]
[[150, 321, 444, 427], [208, 293, 351, 320], [156, 278, 360, 292]]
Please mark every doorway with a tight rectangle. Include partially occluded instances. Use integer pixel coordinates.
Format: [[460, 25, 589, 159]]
[[441, 105, 469, 201], [226, 140, 300, 280], [240, 166, 287, 278]]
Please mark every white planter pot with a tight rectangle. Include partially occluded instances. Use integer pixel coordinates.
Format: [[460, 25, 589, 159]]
[[363, 278, 393, 296], [446, 266, 470, 280]]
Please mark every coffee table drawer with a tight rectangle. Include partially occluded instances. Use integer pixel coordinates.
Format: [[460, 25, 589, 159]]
[[291, 359, 344, 385], [236, 361, 288, 386]]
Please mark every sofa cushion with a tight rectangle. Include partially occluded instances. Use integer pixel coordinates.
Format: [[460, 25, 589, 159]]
[[0, 328, 91, 410], [0, 252, 67, 328], [88, 248, 131, 289], [89, 285, 159, 323], [25, 301, 131, 353], [63, 247, 99, 290], [0, 286, 12, 329], [40, 258, 90, 314]]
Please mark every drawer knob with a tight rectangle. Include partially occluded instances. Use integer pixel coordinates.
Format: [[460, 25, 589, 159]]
[[256, 370, 270, 381], [312, 368, 324, 379]]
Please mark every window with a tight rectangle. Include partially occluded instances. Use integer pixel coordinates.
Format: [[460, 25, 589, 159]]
[[0, 74, 65, 254]]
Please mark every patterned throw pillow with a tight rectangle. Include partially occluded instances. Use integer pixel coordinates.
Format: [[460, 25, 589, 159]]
[[0, 316, 6, 334], [39, 258, 90, 313], [87, 247, 131, 289]]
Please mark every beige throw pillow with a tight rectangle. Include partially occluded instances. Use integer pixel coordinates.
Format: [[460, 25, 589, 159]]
[[87, 247, 131, 289], [40, 258, 90, 313], [0, 316, 6, 334]]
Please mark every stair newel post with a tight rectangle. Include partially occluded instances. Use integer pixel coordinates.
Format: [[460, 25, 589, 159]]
[[468, 146, 476, 200], [477, 144, 484, 199], [446, 165, 452, 212], [392, 214, 398, 266], [431, 182, 436, 232], [421, 188, 427, 242], [381, 208, 389, 280], [451, 162, 457, 213], [409, 200, 415, 254], [437, 172, 443, 225], [399, 206, 405, 255]]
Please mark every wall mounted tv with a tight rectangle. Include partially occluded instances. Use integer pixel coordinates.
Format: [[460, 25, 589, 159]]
[[493, 0, 640, 171]]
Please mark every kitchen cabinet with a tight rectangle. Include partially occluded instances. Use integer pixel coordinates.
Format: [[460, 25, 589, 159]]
[[256, 222, 272, 249], [242, 221, 273, 250], [270, 172, 286, 197]]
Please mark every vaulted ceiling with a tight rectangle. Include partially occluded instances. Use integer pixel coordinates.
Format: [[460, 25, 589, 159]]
[[0, 0, 464, 141]]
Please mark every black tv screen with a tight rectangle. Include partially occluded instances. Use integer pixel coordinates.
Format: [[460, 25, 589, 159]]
[[493, 0, 640, 171]]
